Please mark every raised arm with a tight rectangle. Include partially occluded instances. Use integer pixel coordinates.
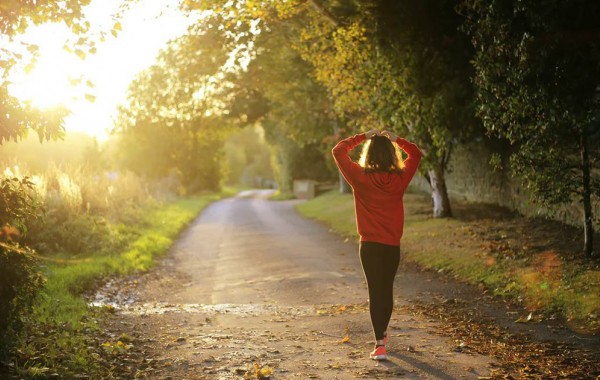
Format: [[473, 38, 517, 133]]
[[380, 130, 423, 185], [332, 133, 367, 186], [395, 137, 423, 184]]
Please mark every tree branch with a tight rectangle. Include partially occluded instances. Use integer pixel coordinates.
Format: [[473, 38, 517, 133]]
[[307, 0, 342, 27]]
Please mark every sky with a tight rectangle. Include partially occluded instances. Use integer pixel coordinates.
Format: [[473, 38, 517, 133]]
[[7, 0, 194, 141]]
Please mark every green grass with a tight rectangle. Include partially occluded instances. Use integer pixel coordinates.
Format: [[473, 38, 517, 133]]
[[269, 190, 296, 200], [14, 189, 235, 377], [35, 192, 231, 326], [296, 190, 357, 237], [296, 189, 600, 334]]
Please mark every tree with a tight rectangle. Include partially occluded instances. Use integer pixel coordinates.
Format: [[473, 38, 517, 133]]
[[271, 0, 480, 217], [183, 1, 481, 214], [116, 17, 235, 192], [223, 125, 274, 187], [0, 0, 99, 144], [205, 10, 341, 192], [0, 1, 96, 356], [245, 22, 339, 191], [463, 0, 600, 256]]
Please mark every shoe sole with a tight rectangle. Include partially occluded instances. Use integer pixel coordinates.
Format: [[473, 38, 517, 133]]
[[370, 354, 387, 360]]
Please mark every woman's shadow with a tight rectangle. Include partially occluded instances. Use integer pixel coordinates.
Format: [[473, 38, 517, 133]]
[[377, 351, 459, 380]]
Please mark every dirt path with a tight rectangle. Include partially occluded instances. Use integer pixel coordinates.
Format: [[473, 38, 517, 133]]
[[94, 190, 598, 379]]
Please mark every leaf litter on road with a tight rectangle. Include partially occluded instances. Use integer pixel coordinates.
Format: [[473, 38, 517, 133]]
[[408, 300, 599, 379]]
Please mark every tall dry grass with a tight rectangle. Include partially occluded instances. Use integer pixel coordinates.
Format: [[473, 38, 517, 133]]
[[2, 164, 180, 256]]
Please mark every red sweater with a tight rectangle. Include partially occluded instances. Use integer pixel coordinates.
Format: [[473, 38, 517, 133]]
[[332, 133, 423, 246]]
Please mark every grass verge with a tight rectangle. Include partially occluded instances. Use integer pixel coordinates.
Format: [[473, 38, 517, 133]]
[[10, 189, 235, 378], [295, 189, 600, 334], [269, 190, 295, 201]]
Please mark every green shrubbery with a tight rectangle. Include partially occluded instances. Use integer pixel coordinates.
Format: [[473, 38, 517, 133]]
[[2, 165, 168, 256], [0, 177, 43, 358], [0, 244, 43, 358], [0, 164, 175, 361]]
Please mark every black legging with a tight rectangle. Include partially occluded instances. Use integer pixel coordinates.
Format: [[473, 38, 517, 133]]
[[359, 241, 400, 341]]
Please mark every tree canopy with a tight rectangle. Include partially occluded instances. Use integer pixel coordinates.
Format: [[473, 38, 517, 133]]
[[463, 0, 600, 255], [0, 0, 124, 144], [116, 17, 237, 192]]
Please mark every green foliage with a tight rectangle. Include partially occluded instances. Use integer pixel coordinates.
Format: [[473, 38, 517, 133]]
[[116, 16, 237, 193], [0, 176, 39, 231], [0, 0, 91, 38], [0, 243, 43, 358], [11, 192, 230, 376], [0, 175, 43, 358], [463, 0, 600, 254], [292, 0, 480, 157], [189, 0, 480, 215], [0, 132, 99, 172], [25, 166, 154, 255], [227, 14, 341, 190], [265, 124, 336, 192], [223, 126, 274, 187], [0, 0, 98, 144]]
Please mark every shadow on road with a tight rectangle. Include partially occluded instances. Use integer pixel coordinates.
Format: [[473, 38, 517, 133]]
[[386, 352, 458, 380]]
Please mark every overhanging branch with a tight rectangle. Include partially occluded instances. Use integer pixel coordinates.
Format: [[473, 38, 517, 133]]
[[307, 0, 342, 27]]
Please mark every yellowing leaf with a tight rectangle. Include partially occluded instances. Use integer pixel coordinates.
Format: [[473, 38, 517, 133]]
[[259, 366, 273, 377], [340, 336, 350, 343], [74, 49, 86, 60], [112, 21, 122, 37], [24, 62, 36, 74], [515, 312, 533, 323]]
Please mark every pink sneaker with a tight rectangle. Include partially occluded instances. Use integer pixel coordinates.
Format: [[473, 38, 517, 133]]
[[369, 345, 387, 360]]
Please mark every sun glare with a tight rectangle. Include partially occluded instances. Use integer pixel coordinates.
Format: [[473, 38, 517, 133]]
[[10, 24, 83, 110], [6, 0, 193, 142]]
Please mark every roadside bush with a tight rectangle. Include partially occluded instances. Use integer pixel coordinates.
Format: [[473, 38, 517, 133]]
[[0, 176, 43, 358], [0, 243, 44, 358], [6, 165, 159, 256]]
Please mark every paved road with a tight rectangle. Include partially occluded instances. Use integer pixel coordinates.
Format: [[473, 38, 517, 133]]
[[170, 189, 366, 307], [103, 190, 496, 379]]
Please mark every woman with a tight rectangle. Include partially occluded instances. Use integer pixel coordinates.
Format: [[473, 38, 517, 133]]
[[332, 129, 423, 360]]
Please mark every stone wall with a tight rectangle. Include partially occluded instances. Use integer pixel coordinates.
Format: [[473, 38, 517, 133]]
[[412, 139, 600, 227]]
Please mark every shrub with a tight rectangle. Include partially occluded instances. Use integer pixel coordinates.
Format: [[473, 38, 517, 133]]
[[0, 176, 43, 358], [0, 242, 44, 358]]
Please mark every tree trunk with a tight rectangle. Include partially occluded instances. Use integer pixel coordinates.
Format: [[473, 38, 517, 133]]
[[428, 164, 452, 218], [339, 173, 352, 194], [580, 129, 594, 257], [332, 119, 352, 194]]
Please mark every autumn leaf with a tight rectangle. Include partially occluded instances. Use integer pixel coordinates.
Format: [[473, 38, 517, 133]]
[[111, 21, 122, 37], [244, 362, 273, 379], [74, 49, 86, 60], [515, 312, 533, 323], [340, 336, 350, 343]]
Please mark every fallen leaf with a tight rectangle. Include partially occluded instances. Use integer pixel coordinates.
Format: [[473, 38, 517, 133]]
[[515, 312, 533, 323]]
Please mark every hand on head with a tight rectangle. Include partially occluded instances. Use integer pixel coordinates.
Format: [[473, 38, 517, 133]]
[[380, 130, 398, 141], [365, 129, 380, 139], [365, 129, 398, 141]]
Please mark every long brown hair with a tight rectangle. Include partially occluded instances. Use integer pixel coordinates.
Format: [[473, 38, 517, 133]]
[[359, 136, 404, 173]]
